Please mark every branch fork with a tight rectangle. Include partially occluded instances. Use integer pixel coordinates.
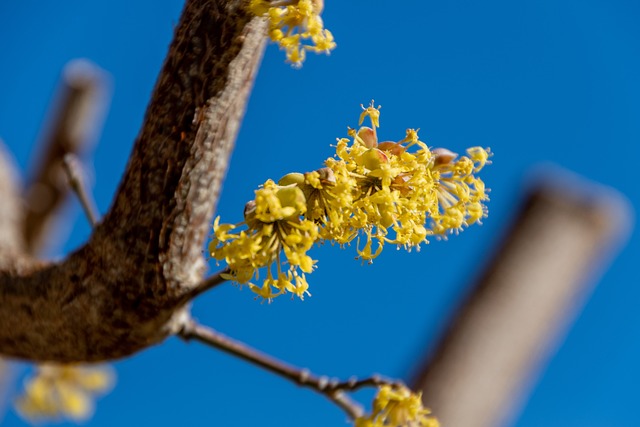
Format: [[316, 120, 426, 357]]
[[0, 0, 267, 363]]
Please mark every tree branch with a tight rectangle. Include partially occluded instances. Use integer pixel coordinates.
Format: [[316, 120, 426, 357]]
[[178, 320, 370, 420], [410, 170, 632, 427], [0, 140, 24, 263], [0, 0, 267, 363], [23, 60, 108, 254], [180, 267, 230, 302]]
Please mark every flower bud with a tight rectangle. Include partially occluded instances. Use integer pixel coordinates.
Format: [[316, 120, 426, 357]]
[[379, 207, 395, 228], [357, 148, 388, 171], [278, 172, 305, 187], [315, 167, 336, 185], [276, 185, 307, 217], [432, 147, 458, 167], [357, 126, 377, 148], [243, 200, 257, 222], [377, 141, 406, 156]]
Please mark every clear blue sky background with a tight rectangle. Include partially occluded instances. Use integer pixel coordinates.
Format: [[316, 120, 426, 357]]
[[1, 1, 639, 426]]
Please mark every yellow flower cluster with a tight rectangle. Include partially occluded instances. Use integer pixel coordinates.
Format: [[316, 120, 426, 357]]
[[328, 103, 491, 260], [209, 103, 491, 301], [354, 384, 440, 427], [248, 0, 336, 66], [210, 180, 318, 300], [15, 364, 113, 422]]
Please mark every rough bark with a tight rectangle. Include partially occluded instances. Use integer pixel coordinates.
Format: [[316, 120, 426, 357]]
[[0, 0, 267, 363]]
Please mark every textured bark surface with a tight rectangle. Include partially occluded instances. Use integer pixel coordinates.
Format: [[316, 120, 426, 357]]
[[0, 0, 266, 363]]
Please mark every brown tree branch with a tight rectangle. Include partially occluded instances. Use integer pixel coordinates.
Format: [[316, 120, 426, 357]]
[[178, 320, 371, 420], [180, 267, 230, 302], [23, 60, 109, 254], [410, 170, 632, 427], [0, 0, 267, 363]]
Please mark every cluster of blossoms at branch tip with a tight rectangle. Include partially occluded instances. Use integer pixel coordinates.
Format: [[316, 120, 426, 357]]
[[15, 364, 114, 422], [209, 102, 491, 301], [355, 384, 439, 427], [248, 0, 335, 67]]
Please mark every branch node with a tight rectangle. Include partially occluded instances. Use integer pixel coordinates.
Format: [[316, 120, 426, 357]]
[[61, 153, 100, 227]]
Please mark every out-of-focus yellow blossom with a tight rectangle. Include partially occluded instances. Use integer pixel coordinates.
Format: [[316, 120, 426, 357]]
[[15, 364, 114, 422], [248, 0, 336, 67], [210, 103, 490, 298], [354, 384, 440, 427], [209, 179, 318, 301]]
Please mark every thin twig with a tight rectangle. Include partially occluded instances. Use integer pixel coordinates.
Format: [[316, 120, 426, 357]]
[[61, 154, 100, 227], [178, 320, 399, 420], [331, 375, 403, 392], [179, 267, 230, 303]]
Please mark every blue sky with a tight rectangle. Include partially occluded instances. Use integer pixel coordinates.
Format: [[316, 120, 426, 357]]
[[1, 1, 639, 426]]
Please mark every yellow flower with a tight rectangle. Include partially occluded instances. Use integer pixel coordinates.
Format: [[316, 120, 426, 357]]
[[15, 364, 114, 422], [354, 384, 440, 427], [322, 103, 490, 259], [430, 146, 491, 235], [360, 101, 381, 128], [210, 179, 318, 301], [323, 103, 438, 259], [209, 103, 490, 300], [248, 0, 336, 66]]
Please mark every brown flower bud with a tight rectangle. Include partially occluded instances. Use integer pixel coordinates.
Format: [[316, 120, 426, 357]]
[[377, 141, 406, 156], [357, 126, 378, 148], [315, 167, 336, 185], [432, 147, 458, 166]]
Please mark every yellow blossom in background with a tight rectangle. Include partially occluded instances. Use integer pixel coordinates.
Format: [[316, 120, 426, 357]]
[[248, 0, 336, 67], [15, 364, 114, 422], [209, 102, 491, 299], [354, 384, 440, 427]]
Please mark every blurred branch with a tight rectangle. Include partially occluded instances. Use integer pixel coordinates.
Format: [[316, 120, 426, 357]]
[[23, 60, 109, 254], [176, 320, 398, 420], [411, 167, 632, 427], [0, 141, 22, 421], [0, 140, 24, 257]]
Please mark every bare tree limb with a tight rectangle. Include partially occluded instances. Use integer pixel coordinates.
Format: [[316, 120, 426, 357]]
[[0, 141, 24, 258], [23, 60, 109, 254], [180, 267, 230, 302], [178, 320, 368, 420], [0, 0, 267, 363], [411, 168, 632, 427]]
